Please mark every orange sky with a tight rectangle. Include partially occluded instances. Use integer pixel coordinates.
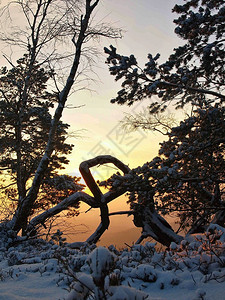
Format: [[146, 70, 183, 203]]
[[59, 0, 184, 247], [0, 0, 184, 247], [62, 0, 183, 175]]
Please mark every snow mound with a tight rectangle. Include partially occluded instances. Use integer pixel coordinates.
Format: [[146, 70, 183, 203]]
[[0, 226, 224, 299]]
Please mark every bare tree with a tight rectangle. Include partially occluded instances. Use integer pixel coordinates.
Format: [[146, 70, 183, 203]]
[[121, 109, 177, 135], [0, 0, 121, 234]]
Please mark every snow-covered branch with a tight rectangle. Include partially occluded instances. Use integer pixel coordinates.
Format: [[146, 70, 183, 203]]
[[9, 0, 105, 232], [27, 155, 131, 244], [28, 192, 96, 231]]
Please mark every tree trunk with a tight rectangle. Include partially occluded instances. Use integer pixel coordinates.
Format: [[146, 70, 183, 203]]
[[134, 206, 183, 247], [9, 0, 100, 233], [27, 155, 130, 245], [28, 155, 183, 247]]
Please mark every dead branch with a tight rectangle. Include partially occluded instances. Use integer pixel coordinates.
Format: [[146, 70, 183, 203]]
[[28, 155, 130, 244]]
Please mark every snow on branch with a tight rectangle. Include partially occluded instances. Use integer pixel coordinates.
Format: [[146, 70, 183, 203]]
[[28, 155, 183, 247], [28, 155, 130, 244], [28, 191, 96, 230]]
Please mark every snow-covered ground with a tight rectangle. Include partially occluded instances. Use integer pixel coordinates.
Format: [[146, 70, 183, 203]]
[[0, 224, 225, 300]]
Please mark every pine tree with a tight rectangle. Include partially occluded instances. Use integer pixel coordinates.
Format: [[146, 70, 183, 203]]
[[105, 0, 224, 110], [102, 0, 225, 245], [0, 55, 83, 223]]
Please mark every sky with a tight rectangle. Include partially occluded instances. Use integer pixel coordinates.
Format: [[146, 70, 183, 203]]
[[0, 0, 183, 179], [58, 0, 184, 246], [63, 0, 183, 178], [0, 0, 184, 246]]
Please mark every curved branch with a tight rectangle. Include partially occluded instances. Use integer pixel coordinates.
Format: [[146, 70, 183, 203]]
[[79, 155, 130, 201], [109, 210, 134, 216], [28, 191, 96, 231], [79, 155, 130, 243], [28, 155, 130, 244], [28, 155, 183, 247]]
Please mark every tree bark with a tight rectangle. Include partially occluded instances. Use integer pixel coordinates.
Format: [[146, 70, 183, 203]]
[[27, 155, 130, 244], [9, 0, 100, 232], [28, 155, 183, 247], [28, 192, 96, 232], [134, 206, 183, 247]]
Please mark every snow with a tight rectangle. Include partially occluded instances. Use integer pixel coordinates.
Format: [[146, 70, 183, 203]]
[[0, 270, 66, 300], [85, 247, 115, 281], [0, 226, 225, 300]]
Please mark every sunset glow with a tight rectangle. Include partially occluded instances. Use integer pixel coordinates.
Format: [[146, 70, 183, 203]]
[[58, 0, 184, 246]]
